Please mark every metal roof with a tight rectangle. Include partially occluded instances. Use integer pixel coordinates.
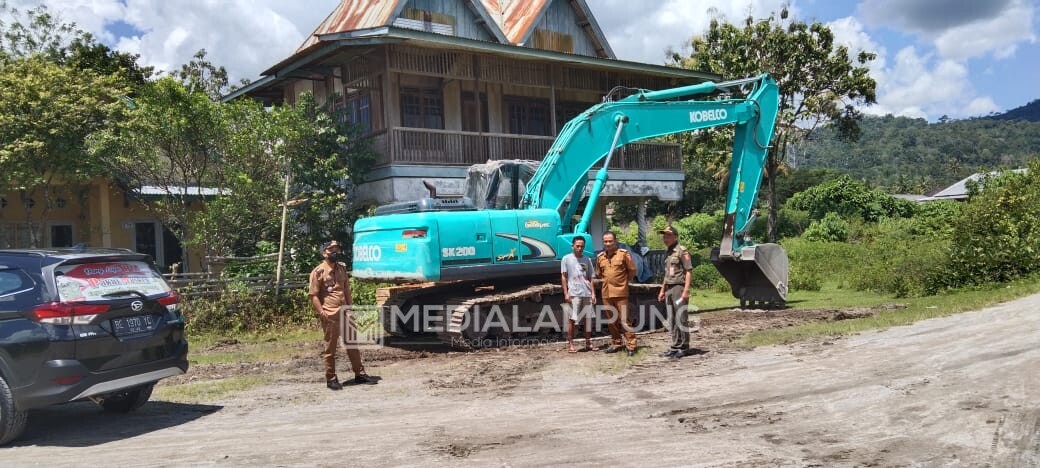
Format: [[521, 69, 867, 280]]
[[922, 168, 1028, 201], [225, 27, 719, 103], [297, 0, 405, 52], [295, 0, 614, 58]]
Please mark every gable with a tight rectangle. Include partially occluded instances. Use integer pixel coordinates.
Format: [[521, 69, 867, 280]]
[[479, 0, 614, 58], [395, 0, 498, 41], [527, 0, 599, 56]]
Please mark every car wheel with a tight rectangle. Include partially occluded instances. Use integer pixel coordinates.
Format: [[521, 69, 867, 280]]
[[99, 383, 154, 413], [0, 374, 29, 446]]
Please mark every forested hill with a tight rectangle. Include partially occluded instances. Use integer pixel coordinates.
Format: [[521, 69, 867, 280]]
[[988, 99, 1040, 122], [791, 115, 1040, 193]]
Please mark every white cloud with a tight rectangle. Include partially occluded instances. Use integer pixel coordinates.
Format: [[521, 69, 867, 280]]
[[113, 0, 329, 80], [964, 97, 999, 116], [828, 16, 1005, 120], [932, 0, 1036, 61], [1, 0, 125, 43], [860, 46, 989, 119], [827, 16, 887, 75], [587, 0, 794, 64]]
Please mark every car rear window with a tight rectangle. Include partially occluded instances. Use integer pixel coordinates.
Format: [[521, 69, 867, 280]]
[[55, 261, 171, 302], [0, 269, 33, 297]]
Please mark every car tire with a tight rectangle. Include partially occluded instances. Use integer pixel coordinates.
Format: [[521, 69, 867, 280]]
[[0, 374, 29, 446], [99, 383, 154, 413]]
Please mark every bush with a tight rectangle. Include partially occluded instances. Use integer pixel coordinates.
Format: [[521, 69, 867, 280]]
[[183, 288, 313, 335], [674, 212, 725, 250], [749, 207, 812, 241], [803, 212, 849, 242], [787, 175, 915, 222], [690, 263, 722, 289], [781, 237, 866, 289], [183, 278, 391, 335], [944, 161, 1040, 287], [788, 262, 822, 291], [847, 217, 952, 297]]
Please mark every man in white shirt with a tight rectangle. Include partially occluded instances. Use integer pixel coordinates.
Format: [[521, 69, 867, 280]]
[[561, 237, 596, 353]]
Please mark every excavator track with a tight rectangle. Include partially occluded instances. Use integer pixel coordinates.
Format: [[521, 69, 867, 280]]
[[376, 279, 666, 349]]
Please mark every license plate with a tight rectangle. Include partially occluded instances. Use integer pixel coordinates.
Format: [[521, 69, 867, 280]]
[[111, 315, 156, 336]]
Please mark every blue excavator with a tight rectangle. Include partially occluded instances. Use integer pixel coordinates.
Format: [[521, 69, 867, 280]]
[[352, 74, 788, 346]]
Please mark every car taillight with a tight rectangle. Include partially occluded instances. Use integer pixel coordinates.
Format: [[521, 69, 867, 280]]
[[32, 302, 111, 324], [402, 229, 427, 239], [157, 290, 180, 312]]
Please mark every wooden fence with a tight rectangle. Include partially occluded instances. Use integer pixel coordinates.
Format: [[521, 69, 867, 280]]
[[163, 272, 310, 299]]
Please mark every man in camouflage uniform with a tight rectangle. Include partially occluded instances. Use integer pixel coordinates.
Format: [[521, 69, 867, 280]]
[[594, 231, 638, 356], [309, 240, 370, 390], [657, 226, 694, 358]]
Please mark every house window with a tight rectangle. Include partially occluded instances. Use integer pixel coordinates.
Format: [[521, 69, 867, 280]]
[[505, 96, 551, 136], [461, 91, 488, 132], [556, 101, 594, 131], [395, 8, 456, 35], [0, 223, 32, 248], [338, 92, 372, 133], [400, 87, 444, 129], [532, 29, 574, 54], [50, 224, 73, 247]]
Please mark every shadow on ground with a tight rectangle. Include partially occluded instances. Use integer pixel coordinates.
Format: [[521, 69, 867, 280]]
[[12, 401, 222, 448]]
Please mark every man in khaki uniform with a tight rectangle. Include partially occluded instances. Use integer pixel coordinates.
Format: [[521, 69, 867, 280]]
[[309, 240, 370, 390], [594, 231, 638, 356], [657, 226, 694, 359]]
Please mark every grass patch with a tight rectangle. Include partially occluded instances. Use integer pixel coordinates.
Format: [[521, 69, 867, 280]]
[[154, 375, 271, 403], [740, 275, 1040, 347], [186, 328, 321, 365], [188, 327, 318, 349]]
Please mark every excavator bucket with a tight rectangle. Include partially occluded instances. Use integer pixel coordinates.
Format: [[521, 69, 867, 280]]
[[711, 243, 789, 309]]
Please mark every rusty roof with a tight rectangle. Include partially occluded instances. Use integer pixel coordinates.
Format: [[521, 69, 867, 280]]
[[478, 0, 550, 44], [294, 0, 614, 58], [297, 0, 405, 52]]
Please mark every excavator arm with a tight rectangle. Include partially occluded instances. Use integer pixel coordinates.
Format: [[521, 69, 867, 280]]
[[353, 74, 788, 308], [521, 74, 779, 257]]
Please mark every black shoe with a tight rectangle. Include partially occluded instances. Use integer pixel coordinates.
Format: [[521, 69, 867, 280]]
[[627, 349, 636, 357], [353, 374, 372, 384], [671, 349, 688, 359], [326, 378, 342, 390], [660, 350, 678, 357], [604, 347, 623, 354]]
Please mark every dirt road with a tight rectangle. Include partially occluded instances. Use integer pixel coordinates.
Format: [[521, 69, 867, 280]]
[[4, 296, 1039, 466]]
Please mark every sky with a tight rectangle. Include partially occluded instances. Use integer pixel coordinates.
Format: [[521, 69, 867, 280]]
[[3, 0, 1037, 121]]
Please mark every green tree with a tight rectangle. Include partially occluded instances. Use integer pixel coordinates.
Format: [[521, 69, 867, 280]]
[[0, 56, 129, 246], [87, 77, 227, 251], [0, 3, 151, 85], [670, 8, 877, 241], [276, 92, 376, 270]]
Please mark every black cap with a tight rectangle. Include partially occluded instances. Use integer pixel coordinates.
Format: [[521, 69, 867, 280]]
[[659, 225, 679, 236], [321, 240, 342, 252]]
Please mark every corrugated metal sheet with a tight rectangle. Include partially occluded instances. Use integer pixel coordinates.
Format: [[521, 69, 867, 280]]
[[298, 0, 405, 51], [479, 0, 550, 44]]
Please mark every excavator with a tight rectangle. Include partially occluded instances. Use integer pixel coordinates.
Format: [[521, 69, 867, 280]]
[[352, 73, 788, 347]]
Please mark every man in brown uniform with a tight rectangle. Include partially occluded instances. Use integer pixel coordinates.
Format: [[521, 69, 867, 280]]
[[309, 240, 370, 390], [594, 231, 638, 356], [657, 226, 694, 359]]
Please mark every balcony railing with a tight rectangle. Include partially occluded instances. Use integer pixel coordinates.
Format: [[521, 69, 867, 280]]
[[373, 127, 681, 171]]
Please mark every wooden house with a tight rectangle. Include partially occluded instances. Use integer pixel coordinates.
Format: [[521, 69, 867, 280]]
[[226, 0, 717, 235]]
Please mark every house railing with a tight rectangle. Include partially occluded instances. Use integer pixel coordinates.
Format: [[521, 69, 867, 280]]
[[377, 127, 681, 170]]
